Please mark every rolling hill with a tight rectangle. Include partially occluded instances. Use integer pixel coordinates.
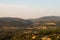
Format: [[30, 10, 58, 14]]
[[0, 17, 33, 27], [30, 16, 60, 22], [0, 16, 60, 27]]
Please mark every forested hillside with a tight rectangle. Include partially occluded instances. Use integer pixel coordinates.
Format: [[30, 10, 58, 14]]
[[0, 16, 60, 40]]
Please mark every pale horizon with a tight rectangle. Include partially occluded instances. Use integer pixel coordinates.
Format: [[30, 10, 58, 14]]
[[0, 0, 60, 19]]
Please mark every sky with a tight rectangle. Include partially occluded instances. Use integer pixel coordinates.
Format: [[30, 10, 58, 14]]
[[0, 0, 60, 19]]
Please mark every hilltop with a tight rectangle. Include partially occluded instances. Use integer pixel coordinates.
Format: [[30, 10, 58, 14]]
[[0, 17, 32, 27], [0, 16, 60, 27]]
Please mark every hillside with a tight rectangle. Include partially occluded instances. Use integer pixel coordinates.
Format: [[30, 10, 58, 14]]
[[0, 16, 60, 27], [0, 17, 33, 27], [30, 16, 60, 22], [0, 16, 60, 40]]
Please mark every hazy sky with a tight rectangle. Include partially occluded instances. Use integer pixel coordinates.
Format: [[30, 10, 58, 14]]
[[0, 0, 60, 19]]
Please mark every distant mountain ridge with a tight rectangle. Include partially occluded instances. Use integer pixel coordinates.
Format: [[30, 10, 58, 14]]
[[38, 16, 60, 21], [0, 17, 33, 27], [30, 16, 60, 22], [0, 16, 60, 27]]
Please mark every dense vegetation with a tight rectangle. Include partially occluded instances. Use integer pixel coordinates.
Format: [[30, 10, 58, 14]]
[[12, 29, 60, 40], [0, 16, 60, 40], [0, 29, 60, 40]]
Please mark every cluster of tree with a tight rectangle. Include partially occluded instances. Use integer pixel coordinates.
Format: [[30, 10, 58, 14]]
[[0, 29, 17, 40], [0, 29, 60, 40], [10, 29, 60, 40]]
